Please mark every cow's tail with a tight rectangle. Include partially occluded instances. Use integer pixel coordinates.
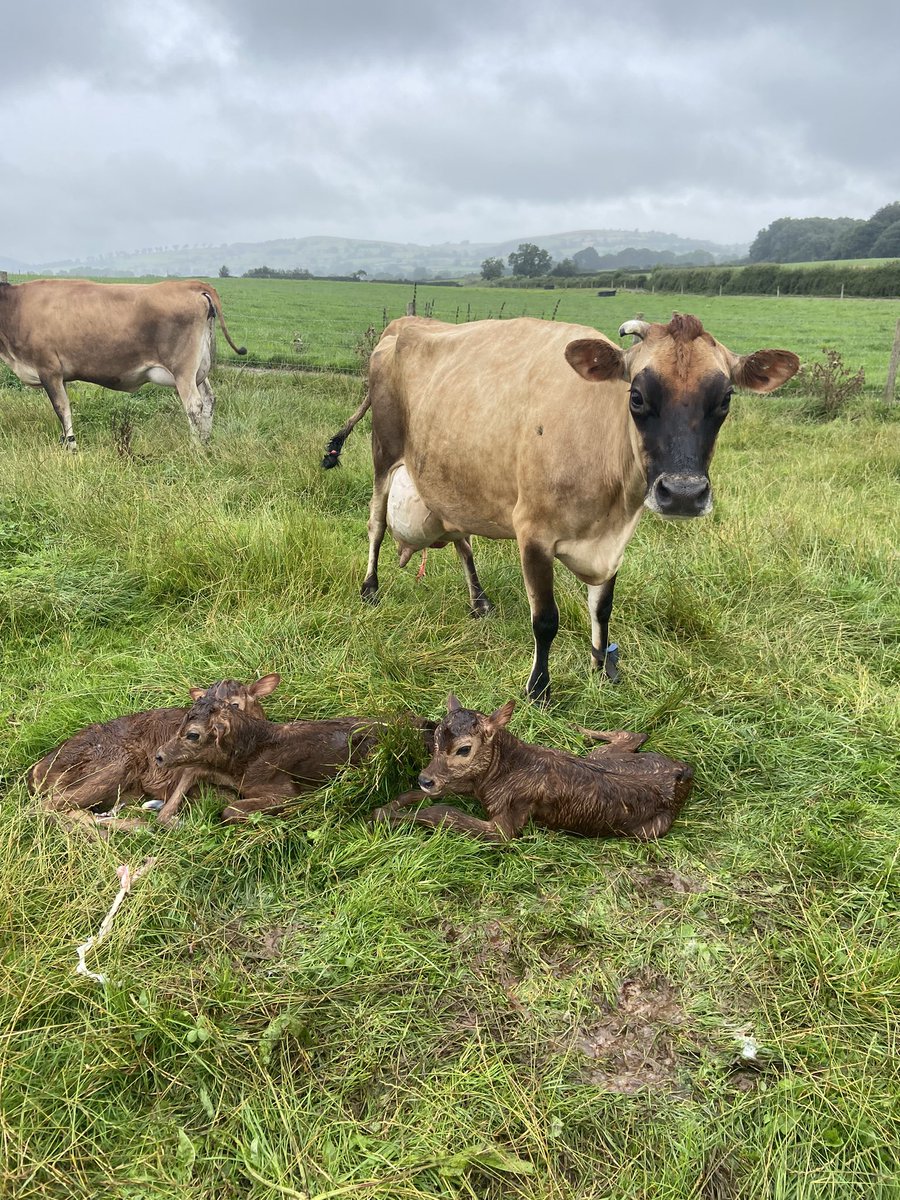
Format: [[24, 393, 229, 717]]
[[322, 389, 371, 468], [201, 287, 247, 356]]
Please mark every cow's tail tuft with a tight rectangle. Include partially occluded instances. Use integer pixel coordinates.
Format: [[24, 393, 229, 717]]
[[321, 389, 371, 468]]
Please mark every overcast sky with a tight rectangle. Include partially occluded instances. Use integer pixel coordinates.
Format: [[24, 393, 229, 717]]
[[3, 0, 898, 263]]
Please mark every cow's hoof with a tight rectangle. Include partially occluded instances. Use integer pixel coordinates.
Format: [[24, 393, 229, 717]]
[[361, 582, 379, 606], [469, 598, 492, 619], [590, 643, 620, 683], [60, 435, 78, 451], [525, 675, 552, 707]]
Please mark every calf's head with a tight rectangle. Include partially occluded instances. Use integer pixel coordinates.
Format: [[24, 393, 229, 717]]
[[155, 673, 280, 768], [565, 313, 799, 518], [417, 694, 515, 796]]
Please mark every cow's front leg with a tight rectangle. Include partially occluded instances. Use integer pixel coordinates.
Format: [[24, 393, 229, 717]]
[[518, 538, 558, 705], [454, 538, 492, 617], [40, 373, 77, 449], [587, 574, 619, 683]]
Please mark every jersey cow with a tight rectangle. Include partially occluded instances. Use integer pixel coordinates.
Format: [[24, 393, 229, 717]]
[[324, 313, 799, 702], [0, 277, 246, 447]]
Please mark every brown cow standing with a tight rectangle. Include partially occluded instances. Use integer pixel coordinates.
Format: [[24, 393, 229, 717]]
[[0, 277, 246, 447], [373, 695, 693, 843], [324, 313, 799, 702]]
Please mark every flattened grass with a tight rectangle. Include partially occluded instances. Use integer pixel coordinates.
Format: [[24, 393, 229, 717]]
[[0, 308, 898, 1198]]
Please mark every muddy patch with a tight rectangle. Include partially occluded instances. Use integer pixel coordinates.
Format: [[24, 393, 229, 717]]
[[630, 866, 705, 896], [577, 970, 688, 1093]]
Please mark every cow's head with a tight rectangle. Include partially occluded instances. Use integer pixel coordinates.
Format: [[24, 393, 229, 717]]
[[565, 314, 799, 518], [155, 673, 280, 768]]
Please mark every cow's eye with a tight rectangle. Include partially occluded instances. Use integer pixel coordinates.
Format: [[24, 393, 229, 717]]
[[629, 389, 647, 415], [185, 731, 201, 742], [455, 745, 471, 757], [720, 390, 734, 413]]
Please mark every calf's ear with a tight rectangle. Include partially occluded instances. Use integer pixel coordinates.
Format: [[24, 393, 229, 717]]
[[731, 349, 800, 393], [250, 672, 281, 697], [447, 693, 462, 713], [189, 686, 206, 700], [488, 699, 516, 729], [565, 339, 626, 383]]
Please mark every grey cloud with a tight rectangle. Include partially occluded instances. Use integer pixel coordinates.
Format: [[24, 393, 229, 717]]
[[2, 0, 898, 262]]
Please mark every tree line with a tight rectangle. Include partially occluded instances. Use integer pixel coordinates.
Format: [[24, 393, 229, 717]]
[[749, 203, 900, 263]]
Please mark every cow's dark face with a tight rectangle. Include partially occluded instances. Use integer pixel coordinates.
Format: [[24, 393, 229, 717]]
[[627, 365, 732, 518], [565, 314, 800, 521]]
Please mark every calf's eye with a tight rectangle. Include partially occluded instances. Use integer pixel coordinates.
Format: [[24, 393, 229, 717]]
[[455, 745, 471, 757], [186, 731, 201, 743]]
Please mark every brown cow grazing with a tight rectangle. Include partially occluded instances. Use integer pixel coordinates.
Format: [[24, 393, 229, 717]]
[[28, 674, 279, 834], [324, 313, 799, 701], [0, 277, 246, 447], [373, 695, 693, 843], [154, 700, 436, 824]]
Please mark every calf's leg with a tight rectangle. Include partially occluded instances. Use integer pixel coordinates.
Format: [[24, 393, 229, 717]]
[[586, 575, 619, 682], [455, 538, 492, 617], [40, 373, 77, 449], [518, 537, 558, 704], [381, 801, 521, 843], [581, 729, 649, 754]]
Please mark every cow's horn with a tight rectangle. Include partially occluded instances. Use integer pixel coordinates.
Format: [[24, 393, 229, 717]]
[[619, 320, 650, 340]]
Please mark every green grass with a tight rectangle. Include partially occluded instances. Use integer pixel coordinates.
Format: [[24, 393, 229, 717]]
[[0, 290, 899, 1198], [205, 280, 900, 390]]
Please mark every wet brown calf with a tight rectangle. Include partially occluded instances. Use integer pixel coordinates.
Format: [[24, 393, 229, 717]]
[[28, 674, 279, 834], [154, 699, 435, 824], [373, 695, 693, 843]]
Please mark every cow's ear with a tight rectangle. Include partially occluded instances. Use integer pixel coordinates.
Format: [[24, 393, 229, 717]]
[[487, 699, 515, 729], [250, 672, 281, 698], [565, 339, 627, 383], [189, 686, 205, 700], [447, 693, 462, 713], [731, 350, 800, 393]]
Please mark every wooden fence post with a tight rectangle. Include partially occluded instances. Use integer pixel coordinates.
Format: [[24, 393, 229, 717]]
[[884, 319, 900, 404], [0, 271, 8, 284]]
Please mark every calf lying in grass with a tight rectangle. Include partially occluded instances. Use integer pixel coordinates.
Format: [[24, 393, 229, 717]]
[[154, 695, 436, 824], [373, 695, 693, 842], [28, 674, 280, 834]]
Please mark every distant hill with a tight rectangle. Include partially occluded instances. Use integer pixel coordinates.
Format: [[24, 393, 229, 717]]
[[0, 255, 28, 273], [25, 229, 747, 280]]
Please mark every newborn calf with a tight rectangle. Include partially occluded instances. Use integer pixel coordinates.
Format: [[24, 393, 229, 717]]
[[373, 695, 693, 842], [28, 674, 280, 833], [154, 697, 435, 823]]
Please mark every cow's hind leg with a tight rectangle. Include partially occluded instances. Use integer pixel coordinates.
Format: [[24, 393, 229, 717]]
[[587, 575, 619, 682], [518, 536, 558, 705], [174, 371, 211, 444], [455, 538, 492, 617], [40, 373, 77, 449], [362, 465, 391, 604]]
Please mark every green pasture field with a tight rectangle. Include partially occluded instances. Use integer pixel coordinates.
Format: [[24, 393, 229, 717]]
[[204, 278, 900, 386], [0, 288, 898, 1198], [11, 274, 894, 382]]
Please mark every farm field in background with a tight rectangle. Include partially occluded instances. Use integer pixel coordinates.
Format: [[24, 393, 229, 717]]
[[9, 275, 897, 383], [0, 289, 898, 1197]]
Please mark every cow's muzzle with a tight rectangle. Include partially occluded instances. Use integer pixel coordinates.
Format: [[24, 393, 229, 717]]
[[646, 474, 712, 519], [418, 773, 438, 793]]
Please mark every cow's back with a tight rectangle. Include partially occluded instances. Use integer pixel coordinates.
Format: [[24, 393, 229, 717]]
[[369, 317, 637, 539], [2, 279, 210, 379]]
